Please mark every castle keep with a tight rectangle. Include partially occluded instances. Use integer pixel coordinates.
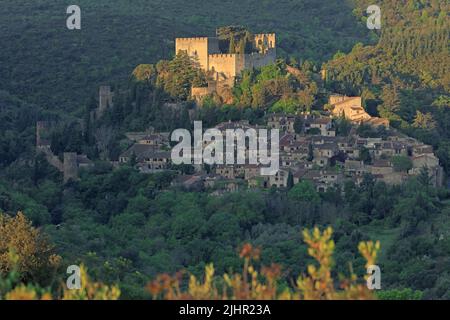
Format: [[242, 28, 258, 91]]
[[175, 32, 276, 102]]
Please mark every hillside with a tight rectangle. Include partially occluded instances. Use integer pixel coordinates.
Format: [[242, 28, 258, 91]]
[[324, 0, 450, 171], [1, 0, 449, 301], [0, 0, 370, 111], [325, 0, 449, 92]]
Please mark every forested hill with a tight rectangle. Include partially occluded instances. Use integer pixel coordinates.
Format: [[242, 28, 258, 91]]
[[326, 0, 449, 92], [324, 0, 450, 171], [1, 1, 450, 300], [0, 0, 370, 111]]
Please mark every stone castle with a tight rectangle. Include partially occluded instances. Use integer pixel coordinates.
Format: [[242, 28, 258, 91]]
[[175, 32, 276, 102]]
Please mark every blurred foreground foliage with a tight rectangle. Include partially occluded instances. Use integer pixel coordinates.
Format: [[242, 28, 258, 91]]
[[147, 227, 379, 300], [1, 214, 379, 300]]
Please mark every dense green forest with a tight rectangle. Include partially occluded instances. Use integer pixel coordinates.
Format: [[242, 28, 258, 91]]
[[1, 159, 449, 299], [1, 0, 449, 300]]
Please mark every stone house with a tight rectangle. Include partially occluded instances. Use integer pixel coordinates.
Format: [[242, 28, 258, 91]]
[[215, 165, 239, 179], [304, 116, 335, 136], [119, 144, 171, 170], [137, 133, 169, 147], [293, 168, 309, 184], [313, 143, 338, 159], [344, 160, 367, 177], [373, 142, 409, 159], [315, 170, 344, 192], [330, 96, 371, 123], [269, 168, 290, 187], [119, 144, 156, 163], [409, 154, 444, 187], [412, 144, 434, 157], [215, 165, 247, 180], [244, 164, 261, 181], [313, 157, 329, 168], [267, 114, 296, 133], [337, 138, 360, 159], [369, 160, 394, 176]]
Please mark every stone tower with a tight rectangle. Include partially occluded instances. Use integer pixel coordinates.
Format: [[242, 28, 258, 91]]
[[99, 85, 114, 115], [254, 33, 276, 53], [175, 37, 220, 70]]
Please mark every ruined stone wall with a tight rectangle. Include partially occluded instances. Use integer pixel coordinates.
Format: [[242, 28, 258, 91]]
[[191, 87, 213, 103], [243, 49, 276, 70], [63, 152, 79, 182], [38, 146, 64, 172]]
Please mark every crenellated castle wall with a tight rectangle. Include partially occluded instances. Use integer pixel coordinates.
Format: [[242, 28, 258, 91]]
[[208, 49, 276, 82], [175, 33, 276, 80], [244, 48, 276, 70]]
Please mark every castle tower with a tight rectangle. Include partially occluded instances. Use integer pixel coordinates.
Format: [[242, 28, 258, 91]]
[[175, 37, 220, 70], [63, 152, 78, 182], [254, 34, 276, 54], [99, 85, 114, 115]]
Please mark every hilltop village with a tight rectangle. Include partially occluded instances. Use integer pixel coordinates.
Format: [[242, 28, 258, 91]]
[[35, 30, 444, 193], [114, 99, 444, 194]]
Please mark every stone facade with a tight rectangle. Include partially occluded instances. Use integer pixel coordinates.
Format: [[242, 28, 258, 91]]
[[329, 95, 389, 127]]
